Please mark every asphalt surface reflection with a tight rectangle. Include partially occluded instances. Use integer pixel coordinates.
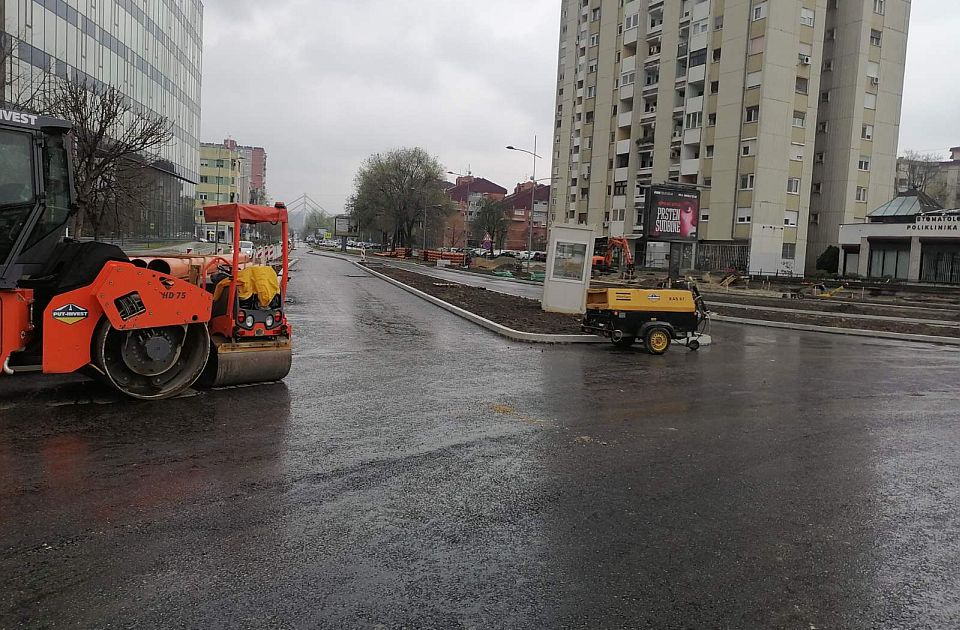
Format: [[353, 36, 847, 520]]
[[1, 254, 958, 628]]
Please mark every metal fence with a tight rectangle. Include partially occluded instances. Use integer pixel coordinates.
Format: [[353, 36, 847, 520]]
[[696, 243, 750, 273]]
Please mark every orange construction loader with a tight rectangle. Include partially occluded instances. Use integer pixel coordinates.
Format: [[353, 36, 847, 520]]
[[0, 109, 291, 399]]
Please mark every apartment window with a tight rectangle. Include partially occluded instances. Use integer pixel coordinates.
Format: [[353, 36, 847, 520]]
[[741, 140, 756, 156], [585, 111, 594, 123], [713, 48, 722, 62], [692, 19, 709, 35], [707, 113, 717, 126], [800, 8, 815, 27], [862, 124, 874, 140], [686, 111, 702, 129], [586, 85, 596, 98], [859, 155, 871, 171], [711, 80, 720, 93], [736, 207, 753, 224], [585, 137, 593, 149], [812, 182, 822, 194], [625, 13, 640, 29], [796, 77, 809, 94], [817, 121, 829, 133], [591, 7, 601, 21], [613, 181, 627, 196], [825, 28, 836, 40], [787, 177, 801, 194], [793, 111, 806, 127], [701, 209, 710, 222], [873, 0, 885, 15], [740, 174, 755, 190], [867, 61, 880, 79], [749, 36, 765, 55], [753, 2, 768, 20], [864, 93, 877, 110], [810, 212, 820, 224], [590, 34, 600, 46], [782, 243, 797, 259], [200, 176, 209, 183], [815, 152, 825, 163], [821, 91, 831, 103], [745, 106, 760, 123], [621, 71, 636, 86], [714, 15, 724, 30], [690, 48, 707, 67], [856, 186, 868, 202], [790, 144, 804, 161], [823, 60, 834, 71], [746, 71, 762, 89], [703, 177, 712, 187], [706, 145, 715, 157], [870, 29, 882, 46], [784, 211, 799, 227], [588, 60, 598, 73]]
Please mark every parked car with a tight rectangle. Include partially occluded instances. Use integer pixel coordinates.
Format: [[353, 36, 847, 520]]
[[533, 252, 547, 262]]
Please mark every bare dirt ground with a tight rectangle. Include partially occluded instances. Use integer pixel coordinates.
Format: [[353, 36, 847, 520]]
[[374, 266, 584, 335]]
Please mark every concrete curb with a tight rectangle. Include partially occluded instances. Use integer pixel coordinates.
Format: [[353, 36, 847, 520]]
[[354, 262, 603, 344], [712, 315, 960, 346]]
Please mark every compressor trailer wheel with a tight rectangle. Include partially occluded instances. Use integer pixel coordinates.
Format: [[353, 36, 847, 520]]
[[93, 320, 210, 399]]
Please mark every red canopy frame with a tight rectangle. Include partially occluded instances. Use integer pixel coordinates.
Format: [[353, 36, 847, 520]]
[[202, 203, 289, 320]]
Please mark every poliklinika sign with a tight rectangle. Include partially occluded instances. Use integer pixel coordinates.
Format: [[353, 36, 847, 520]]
[[908, 215, 960, 232]]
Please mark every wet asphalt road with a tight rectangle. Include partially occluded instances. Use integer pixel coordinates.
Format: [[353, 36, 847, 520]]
[[1, 254, 959, 628]]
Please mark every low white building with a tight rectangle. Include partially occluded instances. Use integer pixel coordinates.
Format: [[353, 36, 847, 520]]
[[838, 191, 960, 283]]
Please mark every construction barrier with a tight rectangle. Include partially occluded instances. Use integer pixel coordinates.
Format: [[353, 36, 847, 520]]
[[423, 250, 466, 266]]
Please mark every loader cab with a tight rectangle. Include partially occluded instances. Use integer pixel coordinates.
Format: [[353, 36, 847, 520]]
[[0, 110, 76, 290]]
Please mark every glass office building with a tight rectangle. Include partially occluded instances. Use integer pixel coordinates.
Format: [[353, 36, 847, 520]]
[[1, 0, 203, 241]]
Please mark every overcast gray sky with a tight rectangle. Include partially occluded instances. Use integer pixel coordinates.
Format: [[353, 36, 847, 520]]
[[200, 0, 959, 214]]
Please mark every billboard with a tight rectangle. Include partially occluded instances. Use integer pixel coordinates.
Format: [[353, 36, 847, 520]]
[[646, 186, 700, 241], [334, 215, 359, 237]]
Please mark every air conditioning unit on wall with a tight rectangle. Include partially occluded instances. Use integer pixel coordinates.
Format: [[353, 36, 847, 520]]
[[799, 54, 811, 65]]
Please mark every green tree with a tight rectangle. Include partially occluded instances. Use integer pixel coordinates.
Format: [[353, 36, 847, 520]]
[[348, 148, 453, 248], [301, 209, 334, 239], [473, 198, 508, 250], [816, 245, 840, 274]]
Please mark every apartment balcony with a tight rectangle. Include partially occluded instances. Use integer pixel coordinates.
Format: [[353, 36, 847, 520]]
[[621, 56, 636, 74], [680, 158, 700, 175], [608, 220, 626, 237], [683, 127, 701, 145], [671, 130, 683, 143], [647, 22, 663, 37], [616, 139, 632, 155], [638, 165, 654, 177], [640, 108, 657, 121], [637, 135, 655, 147], [571, 153, 580, 163], [618, 111, 634, 128], [688, 64, 706, 83], [619, 84, 635, 101], [685, 95, 703, 113], [613, 196, 627, 210], [642, 81, 659, 93], [615, 167, 630, 181], [623, 27, 638, 46], [576, 88, 584, 100], [573, 136, 581, 147]]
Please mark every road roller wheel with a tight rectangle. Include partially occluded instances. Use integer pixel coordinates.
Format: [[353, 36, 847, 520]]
[[197, 336, 292, 389], [644, 327, 672, 355], [92, 320, 210, 400]]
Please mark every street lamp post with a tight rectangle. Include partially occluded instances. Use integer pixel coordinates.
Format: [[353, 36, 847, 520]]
[[447, 170, 472, 250], [506, 139, 542, 273]]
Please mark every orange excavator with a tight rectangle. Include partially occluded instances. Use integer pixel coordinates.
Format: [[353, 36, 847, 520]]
[[592, 236, 635, 274], [0, 109, 291, 399]]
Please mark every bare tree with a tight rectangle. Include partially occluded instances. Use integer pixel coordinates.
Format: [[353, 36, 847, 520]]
[[899, 150, 946, 196], [0, 31, 50, 111], [45, 77, 172, 239]]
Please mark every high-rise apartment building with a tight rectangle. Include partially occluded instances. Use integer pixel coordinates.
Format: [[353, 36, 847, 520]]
[[2, 0, 203, 241], [196, 142, 240, 241], [550, 0, 909, 274]]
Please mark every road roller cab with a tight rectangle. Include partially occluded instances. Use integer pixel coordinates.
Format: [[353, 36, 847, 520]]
[[197, 203, 293, 388]]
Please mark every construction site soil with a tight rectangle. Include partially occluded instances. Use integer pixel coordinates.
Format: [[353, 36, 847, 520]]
[[712, 305, 960, 338], [374, 266, 584, 335], [703, 291, 960, 321]]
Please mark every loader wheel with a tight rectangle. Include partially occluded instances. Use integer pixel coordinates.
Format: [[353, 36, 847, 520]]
[[644, 327, 672, 355], [612, 336, 635, 348], [93, 319, 210, 400]]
